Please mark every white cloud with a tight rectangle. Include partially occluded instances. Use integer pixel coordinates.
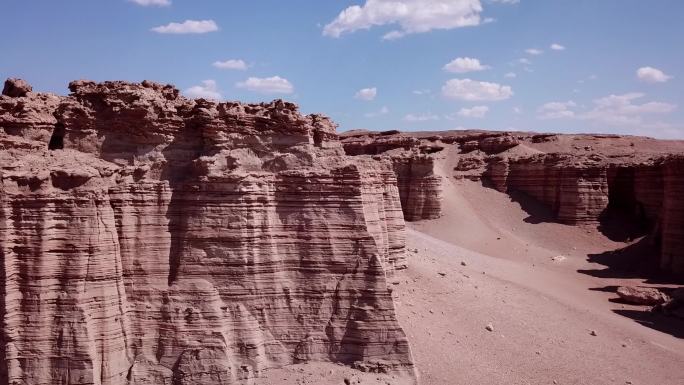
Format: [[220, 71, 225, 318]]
[[404, 113, 440, 122], [151, 20, 219, 34], [130, 0, 170, 6], [213, 59, 248, 70], [536, 93, 677, 127], [537, 101, 576, 119], [355, 87, 377, 101], [583, 93, 676, 125], [636, 66, 672, 84], [323, 0, 484, 39], [518, 58, 531, 65], [504, 72, 517, 78], [443, 57, 490, 73], [525, 48, 543, 55], [184, 80, 221, 100], [513, 107, 522, 114], [490, 0, 519, 3], [365, 106, 390, 117], [458, 105, 489, 118], [550, 43, 565, 51], [236, 76, 294, 94], [442, 78, 513, 101]]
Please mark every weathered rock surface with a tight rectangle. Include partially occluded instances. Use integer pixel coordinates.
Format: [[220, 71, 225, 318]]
[[2, 78, 33, 97], [341, 132, 443, 221], [616, 286, 669, 305], [0, 80, 415, 384]]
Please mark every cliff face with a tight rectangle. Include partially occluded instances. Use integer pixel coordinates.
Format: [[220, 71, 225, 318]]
[[341, 132, 443, 221], [0, 80, 414, 384]]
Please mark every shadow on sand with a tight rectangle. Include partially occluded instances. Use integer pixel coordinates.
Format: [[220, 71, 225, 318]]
[[613, 309, 684, 339]]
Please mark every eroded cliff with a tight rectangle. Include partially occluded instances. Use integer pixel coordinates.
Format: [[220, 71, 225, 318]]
[[0, 80, 415, 384], [341, 129, 684, 277]]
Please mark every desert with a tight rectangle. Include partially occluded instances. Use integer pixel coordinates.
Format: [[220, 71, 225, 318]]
[[2, 1, 683, 384]]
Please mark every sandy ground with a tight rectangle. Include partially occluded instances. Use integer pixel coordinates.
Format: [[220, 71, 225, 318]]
[[249, 175, 683, 385], [398, 177, 684, 385]]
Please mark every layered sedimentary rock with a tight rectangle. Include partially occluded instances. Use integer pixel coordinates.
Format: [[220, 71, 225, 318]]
[[342, 129, 684, 276], [486, 154, 611, 224], [0, 80, 414, 384], [341, 132, 443, 221], [390, 155, 442, 221]]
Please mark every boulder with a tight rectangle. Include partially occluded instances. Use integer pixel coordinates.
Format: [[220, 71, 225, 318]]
[[2, 77, 32, 97], [616, 286, 669, 305]]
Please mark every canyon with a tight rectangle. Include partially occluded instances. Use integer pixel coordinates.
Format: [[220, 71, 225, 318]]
[[342, 129, 684, 276], [1, 79, 683, 385]]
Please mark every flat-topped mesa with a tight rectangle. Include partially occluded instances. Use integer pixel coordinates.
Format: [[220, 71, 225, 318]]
[[0, 79, 415, 385]]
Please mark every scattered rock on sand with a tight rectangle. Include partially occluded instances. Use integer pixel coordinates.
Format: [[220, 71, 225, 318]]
[[485, 323, 494, 332], [590, 330, 597, 336], [461, 261, 467, 266], [617, 286, 669, 305], [551, 255, 566, 262]]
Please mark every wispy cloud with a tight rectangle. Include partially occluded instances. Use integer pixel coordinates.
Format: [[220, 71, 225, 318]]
[[537, 93, 677, 127], [537, 101, 576, 119], [213, 59, 248, 70], [184, 80, 221, 100], [404, 113, 440, 122], [457, 105, 489, 118], [129, 0, 170, 6], [152, 20, 219, 34], [355, 87, 377, 101], [236, 76, 294, 94], [550, 43, 565, 51], [525, 48, 543, 55], [365, 106, 390, 118]]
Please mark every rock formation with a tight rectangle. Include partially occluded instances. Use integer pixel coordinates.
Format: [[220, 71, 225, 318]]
[[0, 80, 415, 384], [340, 130, 684, 277], [341, 132, 443, 221]]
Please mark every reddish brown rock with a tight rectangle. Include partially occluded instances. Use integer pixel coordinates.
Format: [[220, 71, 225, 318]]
[[2, 78, 33, 97], [341, 132, 443, 222], [616, 286, 669, 305], [479, 134, 519, 154], [391, 155, 442, 221], [0, 80, 415, 384]]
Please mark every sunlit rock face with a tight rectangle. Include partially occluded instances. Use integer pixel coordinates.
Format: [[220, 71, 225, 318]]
[[0, 80, 415, 385], [341, 132, 443, 222]]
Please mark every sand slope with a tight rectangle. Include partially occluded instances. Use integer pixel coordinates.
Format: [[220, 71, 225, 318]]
[[396, 176, 683, 385]]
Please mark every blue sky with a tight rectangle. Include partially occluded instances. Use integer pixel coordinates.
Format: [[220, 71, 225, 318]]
[[2, 0, 683, 138]]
